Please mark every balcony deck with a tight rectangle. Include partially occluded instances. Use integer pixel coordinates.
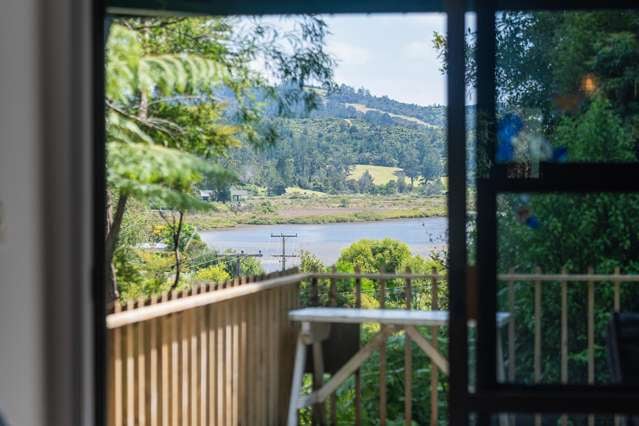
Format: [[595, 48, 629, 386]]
[[105, 268, 639, 426]]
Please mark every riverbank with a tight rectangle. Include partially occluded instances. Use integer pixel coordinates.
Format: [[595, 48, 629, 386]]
[[182, 194, 446, 230], [199, 217, 448, 272]]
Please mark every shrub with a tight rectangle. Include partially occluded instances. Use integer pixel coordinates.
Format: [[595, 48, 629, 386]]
[[192, 265, 230, 284]]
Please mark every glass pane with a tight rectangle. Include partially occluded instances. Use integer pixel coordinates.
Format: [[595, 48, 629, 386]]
[[495, 192, 639, 385], [490, 10, 639, 167]]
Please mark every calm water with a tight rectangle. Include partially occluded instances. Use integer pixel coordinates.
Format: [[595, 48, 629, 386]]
[[200, 217, 447, 272]]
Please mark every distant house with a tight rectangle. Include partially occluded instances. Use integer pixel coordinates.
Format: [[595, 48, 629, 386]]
[[199, 189, 214, 202], [230, 187, 249, 203]]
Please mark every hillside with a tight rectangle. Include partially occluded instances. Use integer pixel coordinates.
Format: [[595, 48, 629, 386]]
[[324, 84, 446, 128], [221, 84, 448, 196]]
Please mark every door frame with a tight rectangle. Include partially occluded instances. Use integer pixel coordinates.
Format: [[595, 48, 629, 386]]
[[472, 0, 639, 422], [96, 1, 639, 426]]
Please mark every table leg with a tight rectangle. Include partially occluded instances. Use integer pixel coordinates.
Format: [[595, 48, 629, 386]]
[[312, 342, 327, 425], [288, 333, 307, 426]]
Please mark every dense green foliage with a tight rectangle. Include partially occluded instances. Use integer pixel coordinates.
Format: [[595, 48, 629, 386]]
[[224, 84, 447, 195], [107, 16, 335, 299], [458, 11, 639, 386]]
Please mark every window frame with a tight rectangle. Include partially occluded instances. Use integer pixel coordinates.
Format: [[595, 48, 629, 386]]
[[96, 2, 639, 426], [472, 0, 639, 422]]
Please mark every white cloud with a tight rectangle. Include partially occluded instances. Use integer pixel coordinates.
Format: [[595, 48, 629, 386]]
[[401, 40, 434, 61], [327, 41, 371, 66]]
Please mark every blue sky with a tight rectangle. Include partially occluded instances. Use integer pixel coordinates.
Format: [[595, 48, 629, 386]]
[[322, 14, 447, 106]]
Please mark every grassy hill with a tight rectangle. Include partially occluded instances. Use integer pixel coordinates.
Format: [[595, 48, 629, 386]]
[[347, 164, 404, 186], [345, 103, 440, 129]]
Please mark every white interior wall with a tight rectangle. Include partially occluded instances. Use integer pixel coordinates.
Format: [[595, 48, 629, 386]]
[[0, 0, 45, 424], [0, 0, 95, 424]]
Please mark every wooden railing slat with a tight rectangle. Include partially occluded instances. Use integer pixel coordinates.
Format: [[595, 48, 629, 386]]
[[126, 301, 135, 426], [137, 298, 147, 426], [404, 268, 413, 426], [239, 278, 248, 426], [330, 267, 338, 426], [232, 281, 240, 426], [207, 285, 216, 426], [190, 299, 198, 426], [150, 296, 159, 426], [113, 302, 123, 426], [309, 275, 323, 425], [247, 278, 256, 426], [170, 291, 178, 426], [181, 292, 190, 426], [160, 293, 169, 426], [216, 300, 224, 426], [430, 267, 439, 426], [199, 302, 207, 426], [378, 271, 387, 426], [354, 267, 362, 426]]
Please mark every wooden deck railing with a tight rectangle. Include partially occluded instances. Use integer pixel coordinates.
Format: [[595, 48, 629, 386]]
[[106, 267, 639, 426], [106, 268, 448, 426], [499, 269, 639, 426], [106, 270, 300, 426], [299, 267, 445, 426]]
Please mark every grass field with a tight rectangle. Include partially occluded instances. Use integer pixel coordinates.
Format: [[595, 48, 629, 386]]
[[166, 193, 447, 230], [347, 164, 404, 186], [285, 186, 327, 196], [344, 103, 440, 128]]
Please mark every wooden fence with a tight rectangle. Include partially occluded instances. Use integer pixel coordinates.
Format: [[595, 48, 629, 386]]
[[106, 271, 300, 426], [500, 269, 639, 426]]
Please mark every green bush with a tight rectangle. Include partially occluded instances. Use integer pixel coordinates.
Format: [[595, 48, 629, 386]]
[[192, 265, 231, 284]]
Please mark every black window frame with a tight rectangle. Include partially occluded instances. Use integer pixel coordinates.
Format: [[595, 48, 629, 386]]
[[95, 2, 639, 426], [473, 0, 639, 422]]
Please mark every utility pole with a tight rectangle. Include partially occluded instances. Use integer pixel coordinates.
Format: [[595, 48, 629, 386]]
[[229, 250, 263, 276], [191, 250, 262, 276], [271, 233, 298, 271]]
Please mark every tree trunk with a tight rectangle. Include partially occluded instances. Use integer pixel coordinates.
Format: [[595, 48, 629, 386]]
[[105, 192, 128, 302], [171, 211, 185, 289]]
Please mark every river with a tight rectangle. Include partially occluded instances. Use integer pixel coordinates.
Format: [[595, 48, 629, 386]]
[[199, 217, 447, 272]]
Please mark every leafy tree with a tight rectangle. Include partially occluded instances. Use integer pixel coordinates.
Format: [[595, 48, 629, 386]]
[[336, 238, 412, 274], [397, 174, 408, 193], [234, 256, 265, 277], [192, 265, 231, 284], [357, 170, 375, 193], [106, 17, 335, 300], [400, 146, 421, 189], [299, 250, 326, 273], [420, 146, 443, 184]]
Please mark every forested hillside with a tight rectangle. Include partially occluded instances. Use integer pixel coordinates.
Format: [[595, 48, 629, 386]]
[[221, 84, 448, 195]]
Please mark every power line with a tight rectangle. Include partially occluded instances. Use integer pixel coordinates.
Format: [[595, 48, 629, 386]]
[[188, 250, 263, 276], [271, 233, 298, 271]]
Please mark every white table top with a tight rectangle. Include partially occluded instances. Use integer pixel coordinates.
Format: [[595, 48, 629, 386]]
[[289, 307, 511, 327]]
